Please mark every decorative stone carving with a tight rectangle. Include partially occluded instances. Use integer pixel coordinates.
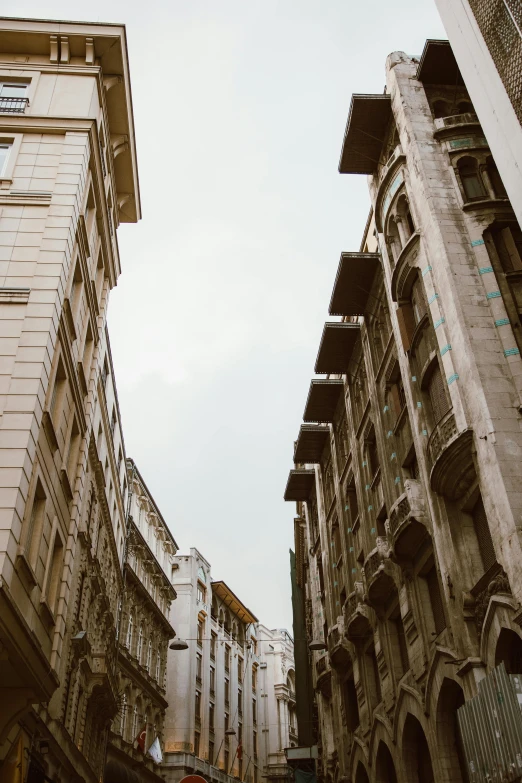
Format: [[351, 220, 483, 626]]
[[474, 568, 512, 634]]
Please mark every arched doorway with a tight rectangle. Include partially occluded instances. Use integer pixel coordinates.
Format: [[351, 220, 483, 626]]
[[354, 762, 370, 783], [375, 741, 398, 783], [495, 628, 522, 674], [436, 678, 468, 782], [402, 713, 435, 782]]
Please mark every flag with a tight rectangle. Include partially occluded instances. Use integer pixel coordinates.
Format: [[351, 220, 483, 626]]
[[237, 742, 242, 761], [147, 737, 163, 764], [0, 733, 25, 783], [135, 725, 147, 753]]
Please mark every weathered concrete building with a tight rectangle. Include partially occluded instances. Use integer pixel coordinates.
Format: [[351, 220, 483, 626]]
[[164, 549, 295, 783], [286, 39, 522, 783], [0, 16, 140, 783], [106, 460, 178, 783]]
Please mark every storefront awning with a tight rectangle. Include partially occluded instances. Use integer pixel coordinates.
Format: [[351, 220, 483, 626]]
[[294, 425, 330, 464], [284, 469, 316, 502], [338, 94, 392, 174], [314, 323, 360, 374], [303, 379, 344, 423], [329, 252, 381, 316]]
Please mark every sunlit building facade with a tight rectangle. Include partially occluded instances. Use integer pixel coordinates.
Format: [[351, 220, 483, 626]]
[[286, 39, 522, 783], [0, 16, 140, 783]]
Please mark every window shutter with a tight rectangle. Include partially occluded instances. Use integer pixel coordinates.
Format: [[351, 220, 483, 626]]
[[472, 497, 496, 572], [396, 305, 416, 352], [427, 566, 446, 635], [428, 363, 451, 424]]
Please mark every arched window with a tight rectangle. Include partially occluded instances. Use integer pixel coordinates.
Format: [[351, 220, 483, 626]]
[[146, 638, 152, 672], [457, 100, 474, 114], [132, 704, 139, 741], [120, 692, 127, 738], [386, 216, 402, 264], [432, 100, 449, 119], [156, 648, 161, 682], [137, 624, 144, 662], [427, 361, 451, 425], [486, 156, 508, 198], [396, 194, 415, 242], [411, 277, 427, 325], [457, 156, 486, 201]]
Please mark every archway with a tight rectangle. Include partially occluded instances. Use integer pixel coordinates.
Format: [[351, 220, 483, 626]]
[[436, 678, 468, 782], [375, 741, 398, 783], [354, 762, 369, 783], [402, 713, 434, 782], [495, 627, 522, 674]]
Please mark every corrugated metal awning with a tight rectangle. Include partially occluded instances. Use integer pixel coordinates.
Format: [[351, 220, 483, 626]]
[[294, 424, 330, 464], [303, 379, 344, 423], [329, 252, 381, 316], [284, 469, 316, 502], [314, 323, 360, 374], [338, 94, 392, 174]]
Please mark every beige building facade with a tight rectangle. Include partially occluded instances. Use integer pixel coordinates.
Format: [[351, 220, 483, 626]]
[[0, 16, 140, 783], [106, 460, 177, 783], [286, 39, 522, 783]]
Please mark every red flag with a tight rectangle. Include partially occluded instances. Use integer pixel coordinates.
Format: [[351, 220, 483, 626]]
[[136, 725, 147, 752], [237, 742, 242, 760]]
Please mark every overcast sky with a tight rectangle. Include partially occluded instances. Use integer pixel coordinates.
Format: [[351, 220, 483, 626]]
[[8, 0, 446, 631]]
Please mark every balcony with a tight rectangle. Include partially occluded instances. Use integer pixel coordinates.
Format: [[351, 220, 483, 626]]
[[427, 411, 474, 500], [303, 379, 344, 423], [314, 323, 360, 375], [328, 252, 381, 317], [327, 619, 351, 668], [284, 469, 316, 502], [315, 654, 332, 697], [363, 538, 395, 606], [293, 424, 330, 464], [0, 96, 29, 113], [344, 585, 373, 645], [387, 479, 429, 564]]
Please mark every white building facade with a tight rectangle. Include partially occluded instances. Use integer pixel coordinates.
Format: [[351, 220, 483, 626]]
[[164, 548, 295, 783]]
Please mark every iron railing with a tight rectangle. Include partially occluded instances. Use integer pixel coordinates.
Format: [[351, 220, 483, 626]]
[[0, 97, 29, 113]]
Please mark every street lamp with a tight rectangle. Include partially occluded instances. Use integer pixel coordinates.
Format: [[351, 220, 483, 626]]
[[213, 729, 236, 767], [308, 639, 327, 651], [169, 637, 189, 650]]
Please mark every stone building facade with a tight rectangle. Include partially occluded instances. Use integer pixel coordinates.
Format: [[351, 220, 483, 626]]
[[106, 460, 177, 783], [164, 549, 295, 783], [435, 0, 522, 228], [0, 17, 140, 783], [286, 39, 522, 783]]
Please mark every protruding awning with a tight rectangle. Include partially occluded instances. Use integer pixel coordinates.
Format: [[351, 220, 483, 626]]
[[284, 469, 316, 502], [329, 253, 381, 316], [416, 39, 462, 85], [315, 323, 360, 375], [212, 581, 258, 624], [338, 94, 392, 174], [294, 425, 330, 464], [303, 379, 344, 423]]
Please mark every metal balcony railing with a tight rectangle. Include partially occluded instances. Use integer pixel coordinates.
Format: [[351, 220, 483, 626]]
[[0, 97, 29, 113]]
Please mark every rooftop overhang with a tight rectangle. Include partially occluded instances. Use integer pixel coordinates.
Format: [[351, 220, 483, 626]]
[[0, 17, 141, 223], [416, 39, 463, 86], [303, 379, 344, 423], [329, 252, 381, 316], [211, 581, 258, 624], [338, 94, 392, 174], [315, 322, 360, 374], [284, 469, 316, 502], [294, 424, 330, 464]]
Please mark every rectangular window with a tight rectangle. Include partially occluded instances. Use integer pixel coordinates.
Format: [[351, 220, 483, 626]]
[[194, 731, 200, 758], [253, 730, 258, 757], [196, 652, 202, 683], [197, 582, 206, 602], [238, 688, 243, 717], [224, 750, 229, 772], [0, 83, 28, 113], [238, 657, 243, 683], [45, 531, 64, 616], [211, 631, 217, 659], [210, 666, 215, 695], [225, 678, 230, 706], [209, 702, 215, 730], [209, 741, 214, 765], [252, 664, 258, 691], [195, 690, 201, 721], [224, 712, 229, 732], [0, 143, 12, 176], [26, 478, 47, 570], [197, 616, 204, 646], [252, 698, 257, 724], [224, 644, 230, 672]]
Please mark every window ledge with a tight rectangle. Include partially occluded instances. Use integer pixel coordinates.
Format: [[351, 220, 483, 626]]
[[462, 197, 510, 211], [393, 404, 408, 435], [15, 547, 38, 588], [40, 596, 56, 627], [370, 466, 381, 490]]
